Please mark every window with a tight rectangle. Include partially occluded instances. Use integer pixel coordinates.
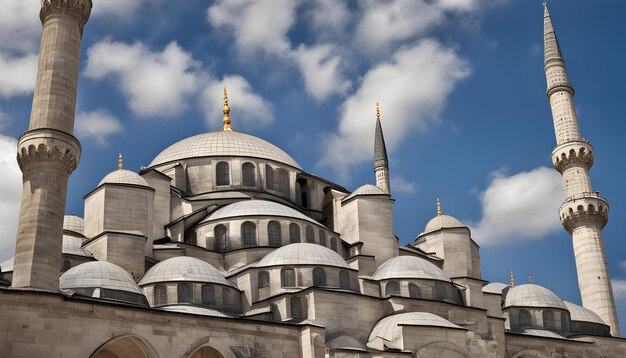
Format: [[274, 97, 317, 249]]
[[177, 283, 193, 304], [241, 221, 257, 246], [339, 270, 350, 290], [305, 226, 315, 243], [386, 281, 400, 296], [281, 267, 296, 287], [223, 289, 238, 310], [519, 309, 531, 326], [290, 297, 302, 319], [267, 221, 282, 247], [214, 224, 228, 252], [154, 284, 167, 306], [61, 258, 71, 272], [258, 271, 270, 288], [319, 230, 326, 246], [242, 162, 255, 187], [278, 169, 289, 195], [289, 223, 301, 243], [434, 282, 447, 301], [184, 231, 197, 246], [312, 267, 326, 286], [560, 312, 569, 331], [330, 237, 338, 252], [409, 283, 420, 298], [201, 284, 215, 305], [216, 161, 230, 186], [543, 310, 555, 329], [265, 165, 274, 190]]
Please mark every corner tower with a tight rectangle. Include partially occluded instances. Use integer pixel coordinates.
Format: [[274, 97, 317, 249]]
[[374, 102, 390, 194], [543, 2, 620, 335], [12, 0, 92, 291]]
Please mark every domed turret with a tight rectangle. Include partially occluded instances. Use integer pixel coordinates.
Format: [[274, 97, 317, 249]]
[[504, 284, 567, 310], [371, 256, 450, 282]]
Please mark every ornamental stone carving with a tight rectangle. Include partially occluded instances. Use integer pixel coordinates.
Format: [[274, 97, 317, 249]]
[[17, 128, 81, 175], [551, 139, 594, 173], [40, 0, 92, 27]]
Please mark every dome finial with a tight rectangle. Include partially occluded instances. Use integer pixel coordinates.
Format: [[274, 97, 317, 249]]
[[376, 101, 380, 121], [528, 274, 532, 284], [510, 270, 515, 287], [437, 198, 442, 216], [118, 153, 123, 170], [222, 86, 233, 132]]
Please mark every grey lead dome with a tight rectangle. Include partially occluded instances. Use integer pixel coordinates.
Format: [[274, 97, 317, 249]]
[[60, 261, 144, 295], [139, 256, 235, 287], [202, 199, 321, 226], [504, 283, 567, 310], [371, 256, 450, 282], [98, 169, 150, 187], [256, 243, 350, 268]]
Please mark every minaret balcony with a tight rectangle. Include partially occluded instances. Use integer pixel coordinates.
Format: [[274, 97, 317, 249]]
[[552, 139, 593, 173], [559, 192, 608, 233], [546, 81, 575, 97]]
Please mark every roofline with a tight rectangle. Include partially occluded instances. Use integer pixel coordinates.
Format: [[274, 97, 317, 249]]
[[82, 230, 146, 247], [148, 154, 302, 172], [83, 182, 155, 200]]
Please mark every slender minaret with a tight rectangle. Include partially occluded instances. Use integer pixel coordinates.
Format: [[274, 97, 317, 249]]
[[543, 2, 620, 335], [12, 0, 92, 291], [374, 102, 390, 194]]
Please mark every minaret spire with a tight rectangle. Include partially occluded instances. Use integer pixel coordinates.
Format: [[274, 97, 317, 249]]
[[374, 102, 390, 194], [436, 198, 442, 216], [118, 153, 123, 170], [222, 86, 233, 132], [543, 4, 620, 335]]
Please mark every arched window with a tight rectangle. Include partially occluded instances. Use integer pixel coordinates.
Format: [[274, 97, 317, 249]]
[[281, 267, 296, 287], [543, 310, 555, 329], [177, 283, 193, 304], [434, 281, 447, 301], [386, 281, 400, 296], [154, 284, 167, 306], [201, 284, 215, 305], [330, 237, 338, 252], [265, 165, 274, 190], [289, 223, 301, 243], [223, 289, 237, 310], [258, 271, 270, 288], [267, 221, 282, 247], [409, 283, 420, 298], [312, 267, 326, 286], [61, 258, 71, 272], [242, 162, 256, 187], [184, 231, 197, 246], [241, 221, 257, 246], [560, 312, 569, 331], [216, 161, 230, 186], [519, 309, 531, 326], [318, 230, 326, 246], [339, 270, 350, 290], [305, 226, 315, 243], [290, 297, 302, 319], [214, 224, 228, 252], [278, 169, 289, 195]]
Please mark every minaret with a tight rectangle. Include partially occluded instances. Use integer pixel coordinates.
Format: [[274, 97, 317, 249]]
[[543, 2, 620, 335], [11, 0, 92, 291], [374, 102, 390, 194]]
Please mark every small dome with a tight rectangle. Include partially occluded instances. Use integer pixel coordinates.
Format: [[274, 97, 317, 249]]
[[371, 256, 450, 282], [98, 169, 150, 187], [139, 256, 234, 287], [424, 214, 467, 234], [62, 235, 92, 257], [60, 261, 146, 301], [563, 301, 605, 325], [342, 184, 388, 202], [327, 335, 367, 351], [63, 215, 84, 235], [483, 282, 508, 294], [369, 312, 462, 343], [157, 305, 231, 318], [149, 131, 301, 169], [202, 200, 320, 226], [0, 257, 14, 273], [504, 284, 567, 310], [256, 243, 350, 268]]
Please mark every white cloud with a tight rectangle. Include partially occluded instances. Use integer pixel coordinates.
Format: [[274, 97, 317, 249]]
[[613, 279, 626, 300], [201, 75, 274, 129], [91, 0, 144, 19], [0, 53, 38, 98], [292, 44, 351, 102], [321, 39, 469, 174], [469, 167, 564, 245], [0, 0, 40, 54], [0, 135, 22, 262], [307, 0, 350, 41], [75, 110, 123, 145], [84, 40, 200, 118], [391, 176, 416, 194]]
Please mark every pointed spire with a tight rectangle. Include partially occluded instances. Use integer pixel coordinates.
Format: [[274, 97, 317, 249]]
[[374, 101, 388, 170], [437, 198, 442, 216], [118, 153, 123, 170], [543, 0, 563, 65], [510, 271, 515, 287], [221, 86, 233, 132]]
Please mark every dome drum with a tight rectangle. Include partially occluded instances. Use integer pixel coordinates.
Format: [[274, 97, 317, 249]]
[[379, 278, 464, 305], [143, 281, 241, 314]]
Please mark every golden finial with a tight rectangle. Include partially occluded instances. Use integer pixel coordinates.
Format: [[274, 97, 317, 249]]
[[118, 153, 123, 170], [510, 271, 515, 287], [542, 0, 547, 7], [437, 198, 442, 216], [376, 102, 380, 120], [222, 86, 233, 132], [528, 274, 532, 284]]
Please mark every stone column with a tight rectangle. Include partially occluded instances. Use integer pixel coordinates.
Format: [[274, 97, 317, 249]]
[[11, 0, 92, 291]]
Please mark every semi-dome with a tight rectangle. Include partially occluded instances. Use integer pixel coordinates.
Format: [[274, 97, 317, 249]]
[[256, 243, 350, 268], [342, 184, 388, 202], [369, 312, 463, 343], [504, 284, 567, 310], [63, 215, 84, 235], [424, 214, 467, 234], [62, 235, 92, 257], [371, 255, 450, 282], [483, 282, 508, 294], [563, 301, 605, 325], [139, 256, 234, 287], [149, 131, 301, 169], [98, 169, 150, 187], [202, 199, 320, 226]]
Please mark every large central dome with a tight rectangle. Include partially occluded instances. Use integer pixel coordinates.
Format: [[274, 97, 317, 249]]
[[149, 131, 301, 169]]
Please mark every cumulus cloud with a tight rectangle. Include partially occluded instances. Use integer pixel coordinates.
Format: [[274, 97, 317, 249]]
[[321, 39, 470, 174], [391, 176, 416, 194], [0, 0, 40, 54], [0, 54, 38, 98], [292, 44, 351, 102], [307, 0, 350, 41], [84, 40, 200, 118], [91, 0, 145, 19], [0, 135, 22, 262], [75, 110, 123, 145], [469, 167, 564, 245], [201, 75, 274, 129]]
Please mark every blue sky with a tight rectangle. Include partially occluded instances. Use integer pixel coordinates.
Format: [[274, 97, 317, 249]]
[[1, 0, 626, 331]]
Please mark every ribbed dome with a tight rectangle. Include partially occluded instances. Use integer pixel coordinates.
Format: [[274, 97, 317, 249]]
[[563, 301, 605, 325], [63, 215, 84, 235], [369, 312, 462, 343], [139, 256, 234, 287], [60, 261, 143, 295], [149, 131, 301, 169], [256, 243, 350, 268], [202, 200, 319, 226], [62, 235, 92, 257], [424, 214, 466, 234], [504, 284, 567, 310], [98, 169, 150, 187], [342, 184, 388, 202], [371, 256, 450, 282]]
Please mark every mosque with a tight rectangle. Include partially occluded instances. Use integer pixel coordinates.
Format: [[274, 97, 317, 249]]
[[0, 1, 624, 357]]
